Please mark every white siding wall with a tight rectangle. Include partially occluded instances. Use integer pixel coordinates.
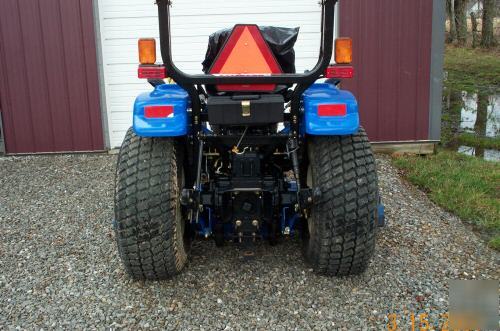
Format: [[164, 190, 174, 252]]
[[98, 0, 337, 148]]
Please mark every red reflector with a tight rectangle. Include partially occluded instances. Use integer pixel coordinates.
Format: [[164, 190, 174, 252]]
[[144, 106, 174, 119], [209, 24, 283, 92], [325, 66, 354, 79], [138, 65, 167, 79], [318, 104, 347, 117]]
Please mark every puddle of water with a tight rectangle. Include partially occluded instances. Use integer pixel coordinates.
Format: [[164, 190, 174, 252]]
[[460, 93, 499, 138], [458, 146, 500, 162], [442, 90, 499, 161]]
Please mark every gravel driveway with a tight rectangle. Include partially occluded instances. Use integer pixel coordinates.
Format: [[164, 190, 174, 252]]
[[0, 154, 498, 330]]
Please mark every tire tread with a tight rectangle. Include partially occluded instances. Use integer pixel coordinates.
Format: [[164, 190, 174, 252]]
[[305, 127, 377, 276], [114, 128, 187, 280]]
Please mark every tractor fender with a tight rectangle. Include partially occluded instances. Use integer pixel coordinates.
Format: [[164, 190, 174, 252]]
[[301, 83, 359, 136], [133, 84, 190, 137]]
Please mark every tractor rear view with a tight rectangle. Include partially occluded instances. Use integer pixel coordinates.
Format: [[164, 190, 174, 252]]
[[114, 0, 384, 281]]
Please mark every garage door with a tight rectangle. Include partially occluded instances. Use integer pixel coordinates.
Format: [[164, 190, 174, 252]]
[[0, 0, 104, 154], [97, 0, 336, 148]]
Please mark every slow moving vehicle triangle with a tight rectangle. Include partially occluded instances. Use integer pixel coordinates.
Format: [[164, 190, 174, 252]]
[[209, 24, 283, 91]]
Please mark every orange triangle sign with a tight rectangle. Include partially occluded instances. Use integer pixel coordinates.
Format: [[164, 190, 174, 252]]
[[209, 25, 282, 91]]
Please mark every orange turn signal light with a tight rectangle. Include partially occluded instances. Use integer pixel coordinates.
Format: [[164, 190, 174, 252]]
[[138, 38, 156, 65], [335, 38, 353, 64]]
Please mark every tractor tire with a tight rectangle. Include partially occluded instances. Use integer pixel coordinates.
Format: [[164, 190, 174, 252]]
[[114, 128, 189, 280], [302, 127, 378, 276]]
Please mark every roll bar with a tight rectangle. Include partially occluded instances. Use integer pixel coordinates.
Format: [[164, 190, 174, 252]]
[[155, 0, 339, 136]]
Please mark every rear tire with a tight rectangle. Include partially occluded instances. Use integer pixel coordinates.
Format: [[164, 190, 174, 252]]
[[302, 128, 378, 276], [114, 128, 189, 280]]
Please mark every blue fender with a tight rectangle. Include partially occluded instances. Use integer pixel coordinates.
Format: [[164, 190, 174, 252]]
[[301, 83, 360, 136], [133, 84, 190, 137]]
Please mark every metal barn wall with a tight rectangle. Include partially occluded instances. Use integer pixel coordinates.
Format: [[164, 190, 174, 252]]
[[0, 0, 104, 154], [339, 0, 435, 142]]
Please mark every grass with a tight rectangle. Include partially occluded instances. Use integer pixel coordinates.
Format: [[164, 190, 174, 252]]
[[456, 133, 500, 150], [392, 151, 500, 250], [444, 46, 500, 93]]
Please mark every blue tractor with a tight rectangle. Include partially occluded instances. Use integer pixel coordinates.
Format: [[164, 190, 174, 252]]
[[114, 0, 384, 280]]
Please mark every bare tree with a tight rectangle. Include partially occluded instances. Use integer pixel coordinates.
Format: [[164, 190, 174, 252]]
[[474, 92, 489, 157], [446, 0, 458, 43], [471, 12, 480, 47], [454, 0, 468, 46], [481, 0, 498, 48]]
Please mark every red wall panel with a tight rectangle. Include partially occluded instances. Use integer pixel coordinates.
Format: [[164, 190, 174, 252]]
[[0, 0, 104, 153], [339, 0, 433, 141]]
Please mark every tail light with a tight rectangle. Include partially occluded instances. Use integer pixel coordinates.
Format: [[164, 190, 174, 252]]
[[335, 38, 353, 64], [318, 104, 347, 117], [138, 65, 167, 79], [138, 38, 157, 65], [324, 37, 354, 79], [144, 105, 174, 119], [325, 66, 354, 79], [137, 38, 168, 79]]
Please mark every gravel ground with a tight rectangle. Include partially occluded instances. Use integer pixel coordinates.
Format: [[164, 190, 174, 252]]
[[0, 153, 498, 330]]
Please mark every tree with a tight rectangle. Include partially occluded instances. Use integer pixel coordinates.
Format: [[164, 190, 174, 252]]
[[446, 0, 458, 43], [481, 0, 498, 48], [454, 0, 468, 46], [471, 12, 480, 48], [473, 92, 489, 157]]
